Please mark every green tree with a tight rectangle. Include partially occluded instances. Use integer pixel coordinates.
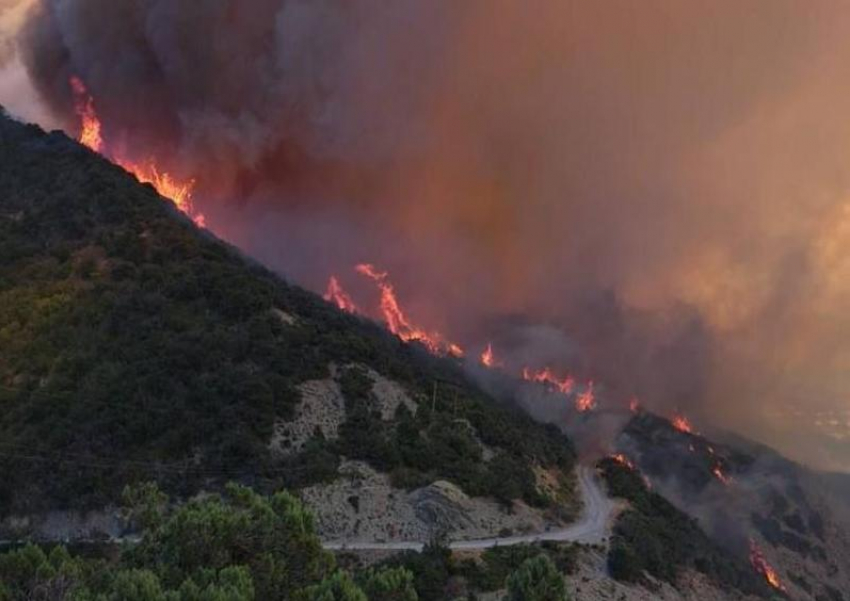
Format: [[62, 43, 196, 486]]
[[177, 566, 255, 601], [504, 555, 568, 601], [128, 483, 333, 599], [108, 569, 168, 601], [301, 571, 367, 601], [607, 543, 642, 582], [360, 566, 418, 601]]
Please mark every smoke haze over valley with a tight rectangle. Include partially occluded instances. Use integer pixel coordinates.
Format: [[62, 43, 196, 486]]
[[3, 0, 850, 472]]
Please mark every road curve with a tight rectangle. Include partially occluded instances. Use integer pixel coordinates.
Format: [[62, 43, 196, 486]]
[[322, 465, 613, 552]]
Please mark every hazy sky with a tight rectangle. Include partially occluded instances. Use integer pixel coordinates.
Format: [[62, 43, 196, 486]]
[[3, 0, 850, 471]]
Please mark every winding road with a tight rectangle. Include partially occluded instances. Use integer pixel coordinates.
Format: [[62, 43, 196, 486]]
[[322, 465, 613, 552]]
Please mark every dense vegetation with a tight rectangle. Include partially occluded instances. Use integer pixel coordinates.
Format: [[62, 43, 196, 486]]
[[372, 539, 578, 600], [0, 112, 575, 516], [0, 483, 412, 600], [598, 457, 773, 597], [0, 483, 576, 600]]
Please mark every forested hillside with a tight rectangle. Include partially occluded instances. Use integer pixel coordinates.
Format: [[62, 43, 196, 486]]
[[0, 111, 575, 517]]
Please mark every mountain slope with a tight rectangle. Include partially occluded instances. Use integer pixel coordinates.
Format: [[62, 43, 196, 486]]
[[0, 111, 576, 521], [616, 412, 850, 600]]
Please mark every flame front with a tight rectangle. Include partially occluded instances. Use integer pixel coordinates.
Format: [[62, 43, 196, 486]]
[[355, 263, 463, 356], [69, 76, 103, 153], [749, 539, 785, 591], [480, 343, 496, 367], [671, 414, 694, 433], [521, 366, 597, 412], [575, 381, 596, 412], [522, 367, 575, 394], [324, 276, 359, 313], [68, 76, 204, 227]]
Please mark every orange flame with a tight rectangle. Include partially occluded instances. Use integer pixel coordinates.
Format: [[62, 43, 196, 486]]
[[749, 539, 785, 591], [629, 397, 640, 413], [712, 464, 732, 485], [671, 414, 694, 433], [355, 263, 463, 356], [575, 381, 596, 412], [324, 276, 359, 313], [610, 453, 635, 470], [480, 343, 497, 367], [69, 76, 102, 153], [521, 367, 575, 395], [68, 76, 204, 227]]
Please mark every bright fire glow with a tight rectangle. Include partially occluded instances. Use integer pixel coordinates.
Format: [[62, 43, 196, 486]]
[[630, 397, 640, 413], [712, 464, 732, 485], [69, 76, 205, 227], [611, 453, 635, 469], [355, 263, 463, 356], [575, 381, 596, 412], [69, 76, 102, 153], [521, 367, 596, 412], [749, 539, 785, 591], [324, 276, 359, 313], [671, 414, 694, 433], [480, 343, 497, 367], [522, 367, 575, 395]]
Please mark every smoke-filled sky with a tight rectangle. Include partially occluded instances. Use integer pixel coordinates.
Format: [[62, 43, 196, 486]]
[[3, 0, 850, 472]]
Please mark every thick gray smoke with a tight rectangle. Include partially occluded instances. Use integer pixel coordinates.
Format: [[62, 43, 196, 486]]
[[5, 0, 850, 471]]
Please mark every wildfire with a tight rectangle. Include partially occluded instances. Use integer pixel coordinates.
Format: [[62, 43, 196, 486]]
[[68, 76, 204, 227], [521, 367, 575, 395], [324, 276, 359, 313], [671, 413, 694, 434], [69, 76, 103, 153], [480, 343, 497, 367], [355, 263, 463, 356], [575, 381, 596, 412], [610, 453, 635, 470], [749, 539, 785, 591], [629, 397, 641, 413], [712, 464, 732, 485]]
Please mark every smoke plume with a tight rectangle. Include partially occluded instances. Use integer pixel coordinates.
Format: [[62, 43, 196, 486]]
[[5, 0, 850, 471]]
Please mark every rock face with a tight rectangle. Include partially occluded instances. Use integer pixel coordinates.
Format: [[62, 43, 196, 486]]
[[410, 481, 477, 532], [270, 378, 347, 454], [301, 461, 552, 543], [367, 369, 419, 420], [269, 364, 421, 456]]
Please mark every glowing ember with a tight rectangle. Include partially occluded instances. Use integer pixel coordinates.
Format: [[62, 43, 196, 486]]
[[522, 367, 575, 395], [324, 276, 359, 313], [480, 343, 497, 367], [610, 453, 635, 469], [69, 76, 204, 227], [69, 76, 103, 153], [575, 381, 596, 412], [629, 397, 641, 413], [749, 539, 785, 591], [712, 464, 732, 485], [355, 263, 462, 356], [671, 414, 694, 433]]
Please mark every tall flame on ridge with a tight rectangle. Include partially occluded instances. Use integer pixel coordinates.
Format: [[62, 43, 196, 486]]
[[355, 263, 463, 356], [69, 76, 102, 153], [68, 76, 204, 227], [324, 276, 359, 313]]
